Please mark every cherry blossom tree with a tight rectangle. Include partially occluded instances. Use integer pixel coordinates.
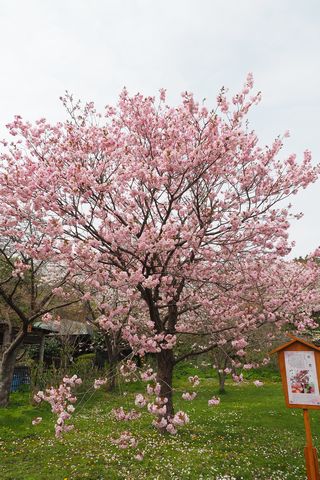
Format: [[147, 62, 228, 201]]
[[1, 74, 319, 415]]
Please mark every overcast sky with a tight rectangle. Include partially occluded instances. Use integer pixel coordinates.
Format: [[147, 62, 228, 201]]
[[0, 0, 319, 257]]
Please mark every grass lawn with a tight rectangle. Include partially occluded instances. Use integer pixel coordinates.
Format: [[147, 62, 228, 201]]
[[0, 370, 318, 479]]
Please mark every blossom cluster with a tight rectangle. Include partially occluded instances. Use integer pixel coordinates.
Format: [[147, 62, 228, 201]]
[[110, 431, 138, 449], [119, 359, 137, 383], [33, 375, 82, 438], [188, 375, 200, 387], [93, 378, 108, 389], [151, 409, 190, 435], [122, 326, 177, 356], [232, 373, 244, 384], [182, 391, 197, 401], [208, 396, 220, 406], [133, 381, 191, 435], [12, 259, 30, 278], [253, 380, 264, 387], [140, 368, 157, 382], [111, 407, 141, 421]]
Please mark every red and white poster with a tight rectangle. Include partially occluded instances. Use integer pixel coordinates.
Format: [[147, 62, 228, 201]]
[[284, 351, 320, 406]]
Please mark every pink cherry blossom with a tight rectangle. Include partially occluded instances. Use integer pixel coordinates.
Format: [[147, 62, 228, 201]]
[[182, 392, 197, 401], [172, 411, 190, 426], [93, 378, 108, 389], [147, 403, 167, 416], [140, 368, 157, 382], [188, 376, 200, 387], [232, 373, 244, 384], [243, 364, 254, 370], [166, 423, 177, 435], [152, 417, 168, 429], [253, 380, 264, 387], [120, 360, 137, 379], [31, 417, 42, 425], [111, 407, 141, 421], [134, 394, 147, 408], [134, 451, 144, 461], [110, 431, 138, 449]]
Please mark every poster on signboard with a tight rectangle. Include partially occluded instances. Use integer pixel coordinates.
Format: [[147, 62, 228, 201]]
[[284, 350, 320, 406]]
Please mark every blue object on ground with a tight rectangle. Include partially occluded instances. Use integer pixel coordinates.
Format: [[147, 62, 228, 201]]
[[11, 366, 31, 392]]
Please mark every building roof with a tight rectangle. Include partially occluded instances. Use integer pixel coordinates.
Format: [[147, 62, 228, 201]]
[[33, 318, 93, 335], [270, 334, 320, 354]]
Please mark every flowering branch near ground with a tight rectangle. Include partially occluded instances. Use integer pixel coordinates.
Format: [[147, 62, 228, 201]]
[[33, 375, 82, 438], [31, 347, 266, 469]]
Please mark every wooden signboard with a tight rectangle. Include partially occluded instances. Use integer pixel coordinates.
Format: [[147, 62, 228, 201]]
[[271, 335, 320, 480]]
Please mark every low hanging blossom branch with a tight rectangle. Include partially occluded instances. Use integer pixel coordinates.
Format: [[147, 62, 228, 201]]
[[33, 375, 82, 438], [119, 359, 138, 383], [31, 358, 223, 465], [132, 376, 192, 435]]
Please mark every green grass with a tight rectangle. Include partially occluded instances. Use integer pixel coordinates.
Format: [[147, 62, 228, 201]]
[[0, 373, 317, 480]]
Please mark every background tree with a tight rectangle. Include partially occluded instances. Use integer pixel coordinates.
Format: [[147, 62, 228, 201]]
[[0, 211, 79, 406]]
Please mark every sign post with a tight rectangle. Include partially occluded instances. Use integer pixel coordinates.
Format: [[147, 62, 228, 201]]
[[271, 335, 320, 480], [303, 408, 319, 479]]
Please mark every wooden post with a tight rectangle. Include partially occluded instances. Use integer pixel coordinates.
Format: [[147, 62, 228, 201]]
[[39, 334, 45, 365], [303, 409, 320, 480]]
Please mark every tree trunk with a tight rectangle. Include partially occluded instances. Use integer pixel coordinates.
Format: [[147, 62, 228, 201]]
[[156, 349, 175, 417], [2, 323, 11, 346], [39, 334, 46, 364], [218, 370, 226, 394], [0, 349, 18, 407], [107, 357, 117, 391]]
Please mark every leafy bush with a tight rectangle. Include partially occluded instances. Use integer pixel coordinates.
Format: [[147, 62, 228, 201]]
[[174, 360, 212, 380], [242, 364, 280, 381], [27, 337, 62, 361], [30, 363, 66, 392], [74, 353, 95, 366]]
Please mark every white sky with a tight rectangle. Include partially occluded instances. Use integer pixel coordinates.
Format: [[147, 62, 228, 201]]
[[0, 0, 319, 257]]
